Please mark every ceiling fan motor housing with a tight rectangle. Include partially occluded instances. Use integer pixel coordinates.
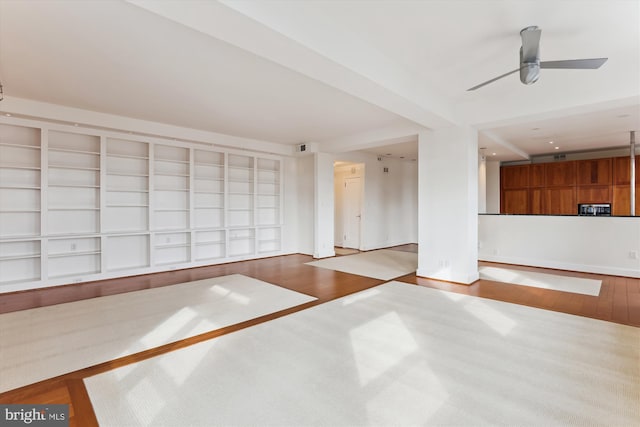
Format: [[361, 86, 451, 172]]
[[519, 46, 540, 85]]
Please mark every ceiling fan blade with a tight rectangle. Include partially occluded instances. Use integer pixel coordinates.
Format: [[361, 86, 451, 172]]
[[520, 26, 541, 62], [467, 68, 521, 91], [540, 58, 608, 69]]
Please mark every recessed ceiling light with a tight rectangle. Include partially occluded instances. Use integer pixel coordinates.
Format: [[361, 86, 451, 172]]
[[554, 146, 560, 150], [492, 152, 497, 156], [73, 123, 79, 127], [4, 113, 11, 117], [548, 141, 554, 144]]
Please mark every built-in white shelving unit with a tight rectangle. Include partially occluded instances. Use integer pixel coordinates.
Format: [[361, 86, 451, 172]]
[[47, 131, 102, 278], [0, 124, 42, 284], [193, 149, 226, 261], [153, 145, 190, 265], [0, 120, 284, 291], [256, 157, 282, 253], [105, 138, 150, 272], [227, 154, 254, 257]]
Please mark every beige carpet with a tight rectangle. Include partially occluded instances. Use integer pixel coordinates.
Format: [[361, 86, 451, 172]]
[[0, 274, 315, 393], [479, 266, 602, 296], [306, 249, 417, 280], [334, 247, 360, 256], [85, 281, 639, 426]]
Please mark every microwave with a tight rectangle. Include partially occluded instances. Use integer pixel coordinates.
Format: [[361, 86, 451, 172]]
[[578, 203, 611, 216]]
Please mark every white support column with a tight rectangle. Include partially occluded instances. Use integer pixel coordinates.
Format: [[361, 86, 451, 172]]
[[313, 152, 335, 258], [417, 126, 479, 284], [478, 152, 487, 214]]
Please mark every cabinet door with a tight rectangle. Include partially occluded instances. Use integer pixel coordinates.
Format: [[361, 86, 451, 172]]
[[530, 188, 545, 214], [502, 189, 529, 214], [529, 164, 545, 187], [612, 186, 639, 216], [577, 158, 611, 186], [577, 186, 611, 203], [613, 155, 640, 185], [545, 187, 576, 215], [545, 161, 576, 187], [501, 165, 529, 189]]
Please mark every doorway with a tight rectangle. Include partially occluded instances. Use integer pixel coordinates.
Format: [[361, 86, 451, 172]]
[[334, 162, 364, 250]]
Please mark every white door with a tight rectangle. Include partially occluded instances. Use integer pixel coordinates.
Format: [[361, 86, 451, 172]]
[[343, 177, 361, 249]]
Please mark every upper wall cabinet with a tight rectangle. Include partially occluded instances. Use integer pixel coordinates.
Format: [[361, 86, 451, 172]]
[[501, 165, 529, 189], [577, 158, 612, 186], [529, 164, 545, 188], [613, 155, 640, 185], [545, 161, 576, 187]]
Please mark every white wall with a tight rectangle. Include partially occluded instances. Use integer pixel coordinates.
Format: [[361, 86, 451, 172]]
[[486, 160, 501, 213], [479, 215, 640, 277], [478, 157, 487, 213], [296, 154, 315, 255], [314, 152, 335, 258]]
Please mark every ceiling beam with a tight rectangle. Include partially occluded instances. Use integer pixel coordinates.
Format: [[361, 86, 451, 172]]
[[481, 130, 530, 161], [127, 0, 455, 130], [317, 121, 423, 153]]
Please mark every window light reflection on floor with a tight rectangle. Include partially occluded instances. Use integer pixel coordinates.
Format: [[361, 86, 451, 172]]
[[365, 359, 449, 425], [442, 288, 516, 335], [210, 284, 251, 305], [158, 339, 217, 386], [342, 288, 381, 305], [139, 307, 198, 348], [349, 311, 418, 386]]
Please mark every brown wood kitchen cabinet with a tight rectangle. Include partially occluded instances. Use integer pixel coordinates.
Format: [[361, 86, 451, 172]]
[[501, 155, 638, 216], [545, 186, 576, 215], [577, 158, 611, 186], [501, 165, 529, 189], [502, 189, 529, 214], [545, 161, 576, 187]]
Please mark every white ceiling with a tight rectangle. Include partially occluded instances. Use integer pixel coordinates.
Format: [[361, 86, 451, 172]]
[[0, 0, 638, 161]]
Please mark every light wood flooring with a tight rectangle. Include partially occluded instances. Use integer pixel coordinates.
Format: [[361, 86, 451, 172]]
[[1, 244, 638, 426]]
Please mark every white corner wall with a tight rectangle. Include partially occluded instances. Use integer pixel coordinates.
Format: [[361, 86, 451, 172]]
[[485, 160, 501, 214], [479, 215, 640, 277], [295, 155, 315, 255]]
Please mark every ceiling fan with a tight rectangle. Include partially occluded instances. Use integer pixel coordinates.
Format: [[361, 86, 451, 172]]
[[467, 26, 608, 91]]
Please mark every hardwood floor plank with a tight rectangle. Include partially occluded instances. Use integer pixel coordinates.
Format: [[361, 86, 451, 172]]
[[65, 380, 98, 427]]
